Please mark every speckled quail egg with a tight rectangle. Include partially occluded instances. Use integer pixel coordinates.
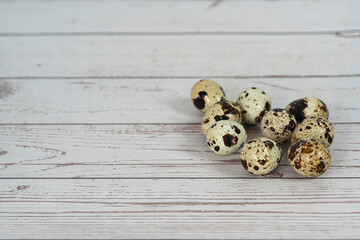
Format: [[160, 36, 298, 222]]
[[240, 137, 282, 175], [261, 108, 297, 143], [201, 100, 242, 134], [236, 87, 271, 125], [288, 139, 331, 177], [191, 79, 226, 112], [285, 97, 329, 123], [291, 117, 334, 147], [206, 120, 247, 155]]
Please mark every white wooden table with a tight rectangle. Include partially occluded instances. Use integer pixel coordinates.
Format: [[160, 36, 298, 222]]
[[0, 0, 360, 239]]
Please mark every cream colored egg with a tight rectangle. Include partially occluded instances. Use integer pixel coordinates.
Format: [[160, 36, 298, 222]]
[[236, 87, 271, 125], [261, 108, 297, 143], [288, 139, 331, 177], [285, 97, 329, 123], [291, 117, 334, 147], [239, 137, 282, 175], [191, 79, 226, 112], [201, 100, 242, 134], [206, 120, 247, 155]]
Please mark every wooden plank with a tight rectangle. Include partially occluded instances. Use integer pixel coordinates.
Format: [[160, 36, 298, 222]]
[[0, 35, 359, 77], [1, 179, 359, 239], [0, 0, 359, 33], [0, 78, 358, 124], [0, 123, 358, 178]]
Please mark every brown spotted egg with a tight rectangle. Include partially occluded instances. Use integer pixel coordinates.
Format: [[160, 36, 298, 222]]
[[206, 120, 247, 155], [291, 117, 334, 147], [285, 97, 329, 123], [288, 139, 331, 177], [201, 100, 242, 134], [191, 79, 226, 112], [239, 137, 282, 175], [261, 108, 297, 143], [236, 87, 271, 125]]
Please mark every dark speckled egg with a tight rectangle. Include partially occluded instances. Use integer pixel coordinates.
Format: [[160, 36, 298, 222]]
[[261, 108, 297, 143], [201, 100, 242, 134], [206, 120, 247, 155], [191, 79, 226, 112], [236, 87, 271, 125], [285, 97, 329, 123], [240, 137, 282, 175], [291, 117, 334, 147], [288, 139, 331, 177]]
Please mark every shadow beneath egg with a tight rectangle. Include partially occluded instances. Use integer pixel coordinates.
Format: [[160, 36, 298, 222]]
[[162, 94, 203, 123]]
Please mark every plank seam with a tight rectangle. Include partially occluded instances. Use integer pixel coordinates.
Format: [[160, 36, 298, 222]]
[[1, 74, 360, 80], [0, 122, 357, 125], [0, 177, 359, 180], [0, 29, 359, 37], [0, 164, 357, 167], [0, 0, 358, 2]]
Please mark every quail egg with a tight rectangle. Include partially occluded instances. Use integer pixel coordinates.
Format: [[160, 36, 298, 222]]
[[288, 139, 331, 177], [239, 137, 282, 175], [191, 79, 226, 112], [236, 87, 271, 125], [201, 100, 242, 134], [285, 97, 329, 123], [261, 108, 297, 143], [206, 120, 247, 155], [291, 117, 334, 147]]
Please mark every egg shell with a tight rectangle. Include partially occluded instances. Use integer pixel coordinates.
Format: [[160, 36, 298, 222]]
[[288, 139, 331, 177], [206, 120, 247, 156], [201, 100, 242, 134], [261, 108, 297, 143], [240, 137, 282, 175], [291, 117, 334, 147], [191, 79, 226, 112], [236, 87, 271, 125], [285, 97, 329, 123]]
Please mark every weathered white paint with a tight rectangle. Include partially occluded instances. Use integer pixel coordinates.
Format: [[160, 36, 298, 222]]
[[0, 0, 359, 239], [0, 79, 358, 124], [0, 123, 358, 178], [1, 179, 359, 239], [0, 0, 359, 33], [0, 35, 359, 77]]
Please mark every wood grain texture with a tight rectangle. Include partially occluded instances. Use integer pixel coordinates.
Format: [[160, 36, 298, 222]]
[[0, 0, 359, 34], [0, 35, 359, 77], [0, 78, 359, 124], [1, 1, 359, 239], [0, 123, 358, 178], [1, 179, 360, 239]]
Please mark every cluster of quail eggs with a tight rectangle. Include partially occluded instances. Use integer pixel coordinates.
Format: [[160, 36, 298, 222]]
[[191, 79, 334, 177]]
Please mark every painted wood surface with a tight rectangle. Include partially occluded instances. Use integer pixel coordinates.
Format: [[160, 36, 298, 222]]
[[0, 0, 359, 34], [0, 78, 358, 124], [0, 123, 358, 178], [1, 179, 360, 239], [1, 35, 359, 77], [0, 0, 359, 239]]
